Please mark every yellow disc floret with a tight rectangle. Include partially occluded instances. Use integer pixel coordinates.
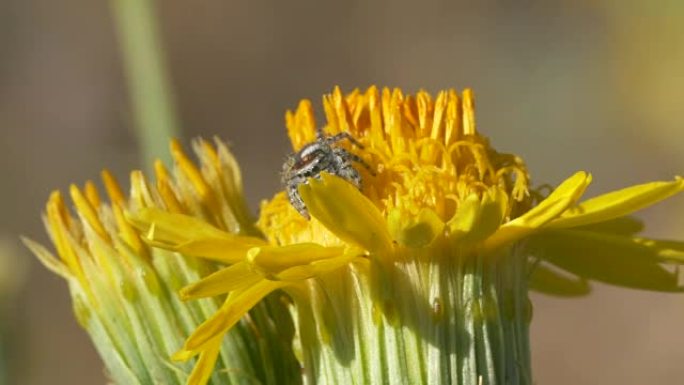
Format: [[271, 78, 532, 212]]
[[259, 86, 532, 247]]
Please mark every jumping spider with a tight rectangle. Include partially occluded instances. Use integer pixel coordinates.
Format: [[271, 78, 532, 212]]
[[281, 128, 372, 219]]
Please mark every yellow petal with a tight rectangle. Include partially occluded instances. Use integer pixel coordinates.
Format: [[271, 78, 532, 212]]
[[126, 208, 265, 263], [247, 243, 346, 272], [548, 177, 684, 229], [275, 254, 362, 281], [388, 207, 444, 248], [69, 184, 109, 242], [170, 139, 222, 218], [448, 187, 507, 245], [298, 173, 392, 253], [528, 263, 591, 297], [483, 171, 591, 252], [179, 262, 261, 300], [181, 279, 288, 356], [247, 243, 362, 281], [185, 336, 222, 385], [171, 348, 194, 362], [101, 169, 126, 206], [527, 229, 682, 292], [21, 236, 71, 280], [112, 204, 148, 259], [45, 192, 86, 283]]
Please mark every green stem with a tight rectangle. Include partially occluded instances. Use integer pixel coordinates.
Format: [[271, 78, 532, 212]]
[[109, 0, 180, 168]]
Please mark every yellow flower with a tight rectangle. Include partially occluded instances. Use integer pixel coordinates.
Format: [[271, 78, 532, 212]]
[[126, 86, 684, 385], [26, 144, 300, 385], [34, 85, 684, 385]]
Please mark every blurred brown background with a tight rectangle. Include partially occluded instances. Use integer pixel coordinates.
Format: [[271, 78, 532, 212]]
[[1, 1, 684, 384]]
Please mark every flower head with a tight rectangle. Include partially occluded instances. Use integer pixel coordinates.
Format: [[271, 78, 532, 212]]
[[263, 87, 532, 249], [32, 86, 684, 385], [26, 142, 300, 385], [126, 86, 684, 385]]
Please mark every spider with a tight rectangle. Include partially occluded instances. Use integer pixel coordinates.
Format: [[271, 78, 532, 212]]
[[281, 128, 372, 219]]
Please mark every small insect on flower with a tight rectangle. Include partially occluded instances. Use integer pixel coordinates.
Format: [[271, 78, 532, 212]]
[[281, 128, 372, 219]]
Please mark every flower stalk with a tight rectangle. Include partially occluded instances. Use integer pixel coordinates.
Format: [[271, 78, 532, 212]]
[[109, 0, 181, 167]]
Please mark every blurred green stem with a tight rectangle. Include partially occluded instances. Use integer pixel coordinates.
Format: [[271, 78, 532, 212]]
[[110, 0, 180, 167]]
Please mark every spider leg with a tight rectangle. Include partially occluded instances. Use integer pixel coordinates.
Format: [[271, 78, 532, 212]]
[[327, 132, 365, 149], [333, 148, 376, 176], [286, 176, 311, 219]]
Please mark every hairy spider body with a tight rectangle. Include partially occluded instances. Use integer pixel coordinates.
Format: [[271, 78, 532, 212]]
[[282, 131, 370, 219]]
